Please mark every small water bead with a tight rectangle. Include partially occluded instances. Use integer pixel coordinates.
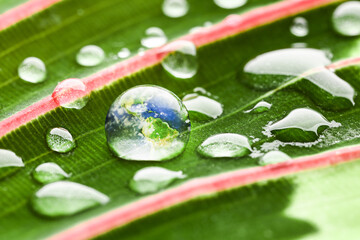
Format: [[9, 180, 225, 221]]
[[33, 163, 70, 184], [332, 1, 360, 36], [76, 45, 105, 67], [161, 40, 198, 79], [130, 167, 186, 194], [162, 0, 189, 18], [263, 108, 341, 142], [46, 128, 76, 153], [244, 101, 272, 113], [290, 17, 309, 37], [182, 93, 223, 120], [258, 151, 291, 166], [32, 181, 109, 217], [105, 85, 190, 161], [18, 57, 46, 83], [117, 48, 131, 59], [138, 47, 146, 56], [0, 149, 24, 168], [141, 27, 168, 48], [214, 0, 247, 9], [197, 133, 252, 158], [291, 42, 308, 48], [52, 78, 89, 109]]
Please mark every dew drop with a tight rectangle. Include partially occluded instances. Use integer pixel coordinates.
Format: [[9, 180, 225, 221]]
[[263, 108, 341, 142], [141, 27, 168, 48], [258, 151, 291, 166], [214, 0, 247, 9], [18, 57, 46, 83], [332, 1, 360, 37], [76, 45, 105, 67], [46, 128, 76, 153], [162, 0, 189, 18], [32, 181, 109, 217], [244, 101, 272, 113], [105, 85, 191, 161], [52, 78, 89, 109], [290, 17, 309, 37], [182, 93, 223, 120], [0, 149, 24, 168], [130, 167, 186, 194], [33, 163, 70, 184], [137, 47, 146, 56], [197, 133, 252, 158], [117, 48, 131, 59], [161, 40, 198, 79]]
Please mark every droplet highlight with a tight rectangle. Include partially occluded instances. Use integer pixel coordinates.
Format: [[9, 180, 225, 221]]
[[290, 17, 309, 37], [162, 0, 189, 18], [32, 181, 109, 217], [130, 167, 186, 194], [105, 85, 191, 161], [214, 0, 247, 9], [332, 1, 360, 37], [197, 133, 252, 158], [18, 57, 46, 83], [117, 48, 131, 59], [182, 93, 223, 120], [0, 149, 24, 168], [161, 40, 198, 79], [52, 78, 89, 109], [46, 128, 76, 153], [244, 101, 272, 113], [141, 27, 168, 48], [258, 151, 291, 166], [76, 45, 105, 67], [33, 163, 70, 184]]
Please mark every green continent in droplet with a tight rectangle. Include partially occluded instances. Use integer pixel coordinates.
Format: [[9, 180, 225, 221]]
[[142, 117, 179, 145]]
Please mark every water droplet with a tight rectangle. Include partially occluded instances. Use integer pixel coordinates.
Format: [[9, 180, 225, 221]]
[[130, 167, 186, 194], [117, 48, 131, 59], [32, 181, 109, 217], [141, 27, 168, 48], [161, 40, 198, 79], [214, 0, 247, 9], [162, 0, 189, 18], [244, 101, 272, 113], [258, 151, 291, 166], [105, 85, 191, 161], [0, 149, 24, 168], [291, 42, 308, 48], [138, 47, 146, 56], [263, 108, 341, 142], [189, 21, 213, 34], [290, 17, 309, 37], [197, 133, 252, 158], [18, 57, 46, 83], [332, 1, 360, 37], [183, 93, 223, 120], [76, 45, 105, 67], [46, 128, 76, 153], [33, 163, 70, 184], [52, 78, 89, 109]]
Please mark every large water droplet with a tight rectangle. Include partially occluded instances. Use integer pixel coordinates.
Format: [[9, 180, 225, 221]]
[[130, 167, 186, 194], [197, 133, 252, 158], [0, 149, 24, 168], [117, 48, 131, 59], [46, 128, 76, 153], [18, 57, 46, 83], [76, 45, 105, 67], [141, 27, 168, 48], [263, 108, 341, 142], [162, 0, 189, 18], [33, 163, 70, 184], [290, 17, 309, 37], [258, 151, 291, 166], [182, 93, 223, 120], [105, 85, 191, 161], [214, 0, 247, 9], [52, 78, 89, 109], [332, 1, 360, 37], [244, 101, 272, 113], [161, 40, 198, 79], [32, 181, 109, 217]]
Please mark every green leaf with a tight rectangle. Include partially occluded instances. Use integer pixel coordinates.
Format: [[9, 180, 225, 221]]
[[1, 0, 360, 239]]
